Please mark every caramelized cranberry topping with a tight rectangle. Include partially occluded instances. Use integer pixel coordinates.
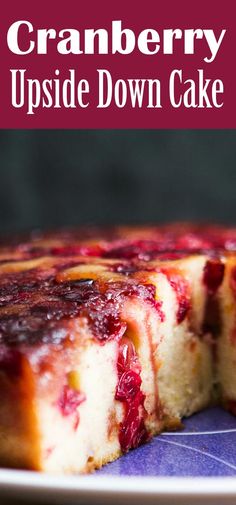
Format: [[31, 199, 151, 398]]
[[104, 234, 217, 261], [115, 340, 148, 453], [173, 233, 212, 251], [2, 224, 236, 263], [203, 259, 225, 294], [51, 245, 103, 257], [2, 224, 235, 350], [0, 266, 160, 345], [112, 263, 139, 276]]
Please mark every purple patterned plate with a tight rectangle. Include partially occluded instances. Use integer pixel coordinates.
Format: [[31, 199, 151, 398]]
[[98, 406, 236, 477]]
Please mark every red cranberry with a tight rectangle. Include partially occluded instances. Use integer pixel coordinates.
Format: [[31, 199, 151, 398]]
[[116, 370, 141, 401], [104, 240, 167, 261], [119, 391, 148, 452], [174, 233, 211, 251], [177, 298, 191, 324], [117, 339, 140, 376], [58, 385, 85, 417], [116, 341, 148, 453], [163, 271, 191, 324], [51, 245, 103, 257], [92, 314, 127, 342], [203, 260, 225, 294]]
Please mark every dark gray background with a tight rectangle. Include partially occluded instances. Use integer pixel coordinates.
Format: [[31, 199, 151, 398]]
[[0, 130, 235, 234]]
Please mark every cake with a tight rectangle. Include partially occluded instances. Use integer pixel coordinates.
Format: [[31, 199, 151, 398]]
[[0, 223, 236, 473]]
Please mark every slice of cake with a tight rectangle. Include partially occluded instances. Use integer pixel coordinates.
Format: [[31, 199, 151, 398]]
[[0, 224, 234, 473], [217, 254, 236, 413]]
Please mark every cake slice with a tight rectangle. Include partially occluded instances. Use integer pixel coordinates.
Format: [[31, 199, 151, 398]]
[[217, 254, 236, 413], [0, 250, 214, 473], [0, 257, 157, 473], [0, 224, 235, 474]]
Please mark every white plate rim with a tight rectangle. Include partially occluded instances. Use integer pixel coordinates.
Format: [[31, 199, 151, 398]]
[[1, 469, 236, 501]]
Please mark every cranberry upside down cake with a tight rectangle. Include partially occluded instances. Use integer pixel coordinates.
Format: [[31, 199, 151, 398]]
[[0, 223, 236, 473]]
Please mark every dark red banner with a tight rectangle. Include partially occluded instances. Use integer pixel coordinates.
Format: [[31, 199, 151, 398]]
[[0, 0, 235, 128]]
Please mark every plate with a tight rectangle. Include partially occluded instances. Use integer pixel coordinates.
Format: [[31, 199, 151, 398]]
[[1, 407, 236, 504]]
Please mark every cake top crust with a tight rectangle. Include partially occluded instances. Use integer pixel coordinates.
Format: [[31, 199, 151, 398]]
[[0, 223, 234, 347], [1, 222, 236, 263], [0, 256, 164, 347]]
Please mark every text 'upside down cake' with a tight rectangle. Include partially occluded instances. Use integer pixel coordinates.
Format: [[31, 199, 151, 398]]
[[1, 223, 236, 473]]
